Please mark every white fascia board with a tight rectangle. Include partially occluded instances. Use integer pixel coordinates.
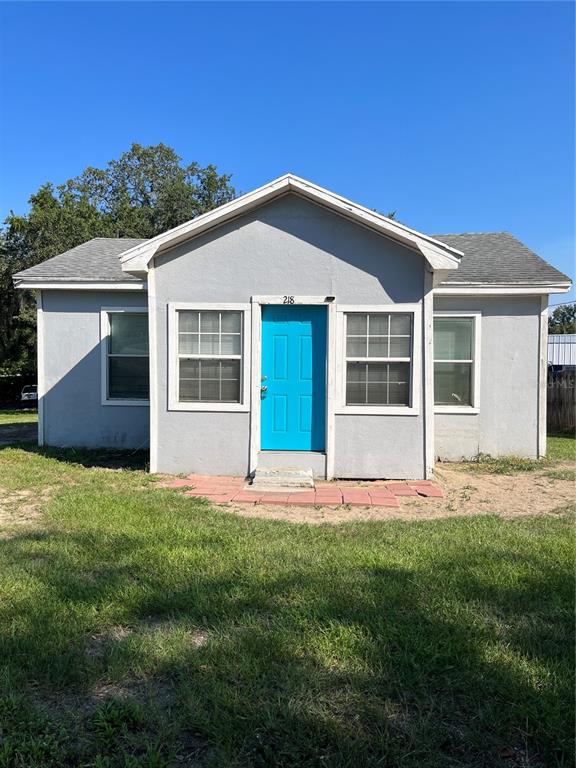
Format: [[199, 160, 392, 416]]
[[434, 282, 572, 296], [417, 242, 461, 271], [14, 281, 146, 291], [119, 173, 463, 275]]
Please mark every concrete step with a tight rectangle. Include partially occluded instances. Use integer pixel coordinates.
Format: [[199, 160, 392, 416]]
[[250, 466, 315, 492]]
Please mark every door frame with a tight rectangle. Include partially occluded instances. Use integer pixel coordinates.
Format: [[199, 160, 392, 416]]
[[249, 296, 337, 479]]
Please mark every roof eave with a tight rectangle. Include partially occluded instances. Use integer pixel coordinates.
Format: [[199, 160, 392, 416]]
[[435, 281, 572, 296], [13, 278, 146, 291]]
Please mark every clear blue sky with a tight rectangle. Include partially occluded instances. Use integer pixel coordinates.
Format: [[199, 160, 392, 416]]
[[0, 1, 574, 304]]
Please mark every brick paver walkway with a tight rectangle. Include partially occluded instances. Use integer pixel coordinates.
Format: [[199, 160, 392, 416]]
[[159, 475, 443, 507]]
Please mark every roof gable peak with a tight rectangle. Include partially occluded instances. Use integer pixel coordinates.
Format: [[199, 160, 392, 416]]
[[118, 173, 463, 276]]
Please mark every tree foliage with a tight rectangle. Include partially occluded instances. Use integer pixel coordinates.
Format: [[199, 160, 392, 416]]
[[548, 304, 576, 334], [0, 144, 235, 374]]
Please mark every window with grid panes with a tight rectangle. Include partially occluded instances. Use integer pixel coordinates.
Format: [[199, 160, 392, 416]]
[[177, 310, 242, 403], [345, 313, 412, 406]]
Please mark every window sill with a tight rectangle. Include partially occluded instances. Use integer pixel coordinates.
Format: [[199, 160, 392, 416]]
[[168, 401, 249, 413], [434, 406, 479, 415], [335, 406, 420, 416], [102, 399, 150, 407]]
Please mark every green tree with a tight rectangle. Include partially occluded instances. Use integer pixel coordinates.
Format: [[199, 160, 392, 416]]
[[548, 303, 576, 334], [0, 144, 235, 375]]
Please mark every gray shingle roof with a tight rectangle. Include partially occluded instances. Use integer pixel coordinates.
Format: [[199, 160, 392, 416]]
[[13, 232, 570, 287], [12, 238, 147, 283], [433, 232, 571, 285]]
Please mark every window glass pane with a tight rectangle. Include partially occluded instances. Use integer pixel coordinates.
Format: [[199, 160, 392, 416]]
[[221, 334, 241, 355], [199, 334, 220, 354], [347, 362, 366, 382], [200, 311, 220, 332], [180, 359, 199, 379], [179, 334, 199, 354], [200, 380, 220, 401], [347, 337, 367, 357], [179, 358, 240, 403], [221, 380, 241, 402], [368, 314, 389, 334], [434, 362, 472, 405], [221, 312, 241, 332], [388, 362, 410, 405], [347, 314, 367, 334], [368, 337, 388, 357], [179, 311, 198, 333], [389, 336, 410, 357], [180, 378, 200, 401], [390, 314, 411, 335], [346, 382, 366, 405], [199, 359, 220, 379], [367, 362, 388, 382], [109, 357, 149, 399], [346, 362, 409, 405], [367, 383, 387, 404], [109, 314, 148, 355], [434, 318, 473, 360], [220, 360, 240, 380]]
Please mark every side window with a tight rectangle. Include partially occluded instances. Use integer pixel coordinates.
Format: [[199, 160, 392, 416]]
[[433, 316, 477, 407], [105, 312, 149, 401]]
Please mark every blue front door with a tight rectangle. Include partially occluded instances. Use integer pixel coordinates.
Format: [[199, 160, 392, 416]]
[[261, 305, 327, 451]]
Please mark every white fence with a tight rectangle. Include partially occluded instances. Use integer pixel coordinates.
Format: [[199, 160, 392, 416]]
[[548, 334, 576, 368]]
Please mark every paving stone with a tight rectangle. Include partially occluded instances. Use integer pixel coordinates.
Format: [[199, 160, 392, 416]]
[[342, 490, 371, 505], [368, 487, 394, 499], [414, 486, 444, 498], [385, 483, 419, 496], [258, 493, 291, 504], [231, 491, 263, 503], [287, 492, 317, 506], [369, 497, 400, 507]]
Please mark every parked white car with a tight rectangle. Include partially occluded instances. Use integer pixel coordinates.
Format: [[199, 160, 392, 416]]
[[20, 384, 38, 402]]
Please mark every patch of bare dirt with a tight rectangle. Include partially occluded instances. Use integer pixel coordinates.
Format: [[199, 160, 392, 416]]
[[0, 485, 53, 532], [224, 464, 575, 525]]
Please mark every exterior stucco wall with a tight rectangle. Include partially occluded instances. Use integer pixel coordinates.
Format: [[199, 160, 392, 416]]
[[333, 415, 424, 479], [41, 290, 149, 449], [152, 194, 426, 477], [434, 295, 541, 460]]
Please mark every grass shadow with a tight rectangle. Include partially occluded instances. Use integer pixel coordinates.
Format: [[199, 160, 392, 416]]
[[0, 484, 572, 767]]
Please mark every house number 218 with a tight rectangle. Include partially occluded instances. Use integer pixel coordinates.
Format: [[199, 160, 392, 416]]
[[282, 295, 295, 304]]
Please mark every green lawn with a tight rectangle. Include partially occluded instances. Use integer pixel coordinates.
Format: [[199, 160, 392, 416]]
[[0, 446, 574, 768], [0, 408, 38, 425], [548, 431, 576, 462]]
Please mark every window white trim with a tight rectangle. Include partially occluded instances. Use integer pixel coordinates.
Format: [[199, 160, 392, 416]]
[[433, 310, 481, 414], [168, 302, 251, 412], [335, 304, 422, 416], [100, 307, 150, 406]]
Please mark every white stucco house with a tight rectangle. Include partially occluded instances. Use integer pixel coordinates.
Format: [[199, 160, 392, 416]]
[[13, 175, 571, 479]]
